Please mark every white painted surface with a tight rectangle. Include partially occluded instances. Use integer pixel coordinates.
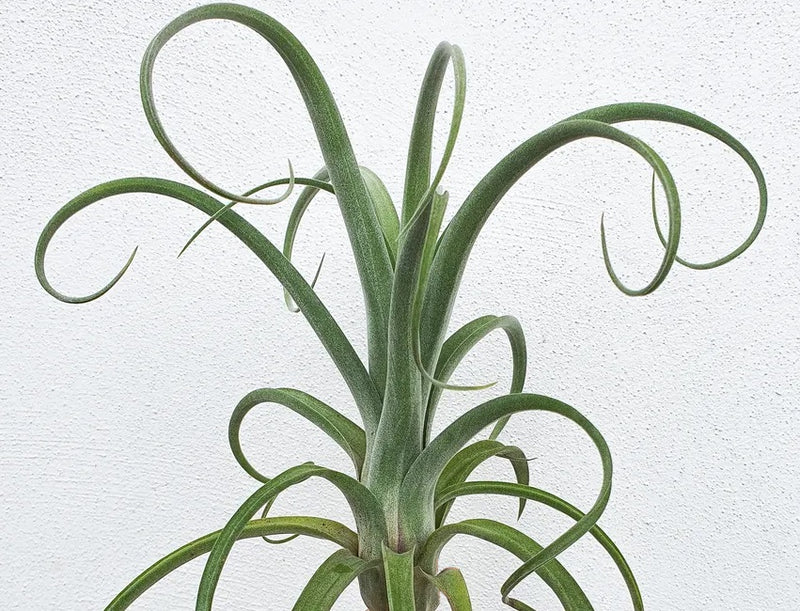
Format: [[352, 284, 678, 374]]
[[2, 0, 798, 609]]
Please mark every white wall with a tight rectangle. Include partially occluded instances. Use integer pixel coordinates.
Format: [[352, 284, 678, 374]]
[[2, 0, 798, 609]]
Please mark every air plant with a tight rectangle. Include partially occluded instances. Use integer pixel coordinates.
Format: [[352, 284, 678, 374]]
[[35, 3, 766, 610]]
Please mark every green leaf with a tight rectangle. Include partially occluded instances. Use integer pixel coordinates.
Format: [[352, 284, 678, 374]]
[[418, 519, 592, 610], [361, 166, 401, 265], [436, 481, 642, 610], [419, 185, 448, 289], [412, 191, 497, 394], [197, 463, 387, 610], [105, 516, 357, 610], [141, 3, 393, 406], [564, 102, 767, 270], [434, 440, 530, 527], [365, 37, 467, 523], [282, 166, 333, 312], [281, 166, 399, 312], [420, 567, 472, 610], [365, 171, 433, 545], [419, 118, 684, 403], [399, 392, 611, 577], [34, 177, 383, 437], [423, 314, 527, 444], [228, 387, 367, 480], [178, 175, 334, 258], [292, 549, 379, 611], [401, 42, 466, 227], [382, 543, 416, 611]]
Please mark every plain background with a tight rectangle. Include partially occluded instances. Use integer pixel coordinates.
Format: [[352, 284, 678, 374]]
[[2, 0, 798, 609]]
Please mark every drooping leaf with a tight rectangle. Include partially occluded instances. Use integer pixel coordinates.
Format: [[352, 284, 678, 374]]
[[105, 516, 357, 610]]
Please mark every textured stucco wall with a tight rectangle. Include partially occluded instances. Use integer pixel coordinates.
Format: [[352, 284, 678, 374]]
[[2, 0, 798, 609]]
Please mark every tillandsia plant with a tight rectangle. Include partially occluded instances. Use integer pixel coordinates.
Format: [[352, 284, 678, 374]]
[[35, 4, 767, 610]]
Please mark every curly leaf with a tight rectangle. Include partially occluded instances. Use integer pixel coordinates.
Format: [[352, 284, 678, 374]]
[[437, 481, 642, 610], [424, 314, 527, 444], [197, 463, 387, 610], [418, 518, 592, 610], [565, 102, 766, 270], [399, 392, 611, 578], [34, 177, 382, 436], [228, 387, 366, 481], [434, 440, 531, 527], [141, 3, 393, 398], [178, 175, 333, 258]]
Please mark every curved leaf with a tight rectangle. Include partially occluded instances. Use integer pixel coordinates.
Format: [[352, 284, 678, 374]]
[[291, 549, 379, 611], [437, 481, 642, 610], [564, 102, 767, 270], [401, 41, 466, 227], [228, 387, 366, 480], [197, 463, 387, 610], [424, 314, 527, 444], [34, 177, 383, 436], [420, 567, 472, 610], [399, 392, 611, 588], [178, 175, 334, 258], [419, 118, 682, 409], [434, 440, 530, 527], [141, 3, 393, 399], [106, 516, 357, 610], [413, 191, 496, 394], [418, 518, 592, 610], [282, 166, 399, 312]]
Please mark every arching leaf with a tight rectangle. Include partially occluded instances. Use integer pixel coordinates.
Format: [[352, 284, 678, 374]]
[[434, 440, 531, 527], [196, 463, 386, 610], [228, 387, 366, 480], [418, 518, 592, 610], [34, 178, 383, 436], [424, 314, 527, 444], [437, 481, 642, 610], [106, 516, 357, 610]]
